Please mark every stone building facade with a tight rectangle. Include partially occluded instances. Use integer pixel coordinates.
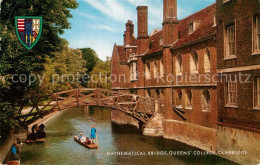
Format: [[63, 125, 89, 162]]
[[111, 0, 260, 164]]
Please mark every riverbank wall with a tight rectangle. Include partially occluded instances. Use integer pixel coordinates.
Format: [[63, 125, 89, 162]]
[[0, 130, 14, 163], [111, 110, 139, 129]]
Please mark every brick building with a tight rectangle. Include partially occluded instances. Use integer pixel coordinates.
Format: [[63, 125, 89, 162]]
[[112, 0, 217, 152], [111, 0, 260, 164], [216, 0, 260, 164]]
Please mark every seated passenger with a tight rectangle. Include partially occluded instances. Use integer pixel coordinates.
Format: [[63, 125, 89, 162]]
[[85, 137, 91, 145], [36, 124, 46, 139], [78, 132, 83, 140]]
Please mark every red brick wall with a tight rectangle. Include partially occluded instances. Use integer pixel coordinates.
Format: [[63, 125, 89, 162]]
[[216, 0, 260, 129]]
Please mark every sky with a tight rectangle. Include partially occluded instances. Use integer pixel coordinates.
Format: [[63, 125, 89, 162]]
[[62, 0, 216, 61]]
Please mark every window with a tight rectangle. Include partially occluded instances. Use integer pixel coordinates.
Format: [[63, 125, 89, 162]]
[[145, 62, 151, 79], [204, 48, 211, 72], [130, 62, 137, 81], [153, 61, 158, 78], [254, 77, 260, 109], [253, 15, 260, 54], [176, 54, 182, 75], [160, 36, 163, 45], [202, 89, 210, 111], [225, 78, 237, 106], [189, 22, 194, 34], [190, 51, 198, 73], [160, 59, 164, 77], [225, 23, 236, 58], [185, 89, 192, 109]]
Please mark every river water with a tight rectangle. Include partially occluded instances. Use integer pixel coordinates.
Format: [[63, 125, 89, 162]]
[[20, 107, 236, 165]]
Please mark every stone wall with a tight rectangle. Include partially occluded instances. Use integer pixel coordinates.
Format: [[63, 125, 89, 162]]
[[163, 119, 217, 152], [217, 125, 260, 165], [111, 110, 139, 128]]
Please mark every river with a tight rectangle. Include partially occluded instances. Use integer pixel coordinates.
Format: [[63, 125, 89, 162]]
[[20, 107, 236, 165]]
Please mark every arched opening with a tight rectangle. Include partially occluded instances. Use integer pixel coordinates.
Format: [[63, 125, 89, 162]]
[[204, 48, 211, 73], [190, 51, 198, 73], [184, 89, 192, 109], [202, 89, 211, 112], [176, 54, 182, 75]]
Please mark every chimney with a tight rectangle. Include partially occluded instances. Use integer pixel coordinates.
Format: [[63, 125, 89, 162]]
[[163, 0, 178, 45], [137, 6, 148, 39], [124, 20, 134, 45]]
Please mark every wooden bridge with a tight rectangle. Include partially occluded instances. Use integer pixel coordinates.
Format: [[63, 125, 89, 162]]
[[15, 88, 162, 128]]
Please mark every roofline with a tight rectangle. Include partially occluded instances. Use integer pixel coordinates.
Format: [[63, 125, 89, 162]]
[[178, 3, 216, 21], [171, 34, 216, 50]]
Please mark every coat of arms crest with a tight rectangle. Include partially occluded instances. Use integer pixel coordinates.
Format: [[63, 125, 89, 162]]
[[15, 16, 43, 50]]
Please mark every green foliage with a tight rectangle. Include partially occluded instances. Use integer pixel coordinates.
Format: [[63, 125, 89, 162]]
[[87, 57, 111, 89], [41, 39, 87, 93], [0, 0, 78, 134], [0, 0, 78, 105], [0, 102, 17, 138], [80, 48, 99, 74]]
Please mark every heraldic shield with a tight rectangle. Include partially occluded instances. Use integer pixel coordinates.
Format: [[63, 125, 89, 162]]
[[15, 16, 43, 50]]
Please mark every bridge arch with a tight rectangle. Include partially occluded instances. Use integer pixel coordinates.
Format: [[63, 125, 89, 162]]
[[16, 88, 162, 128]]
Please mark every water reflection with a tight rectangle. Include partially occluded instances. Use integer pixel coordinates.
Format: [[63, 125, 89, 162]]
[[21, 107, 236, 165]]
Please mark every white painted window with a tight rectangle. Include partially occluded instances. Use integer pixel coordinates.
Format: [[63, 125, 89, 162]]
[[254, 77, 260, 109], [225, 79, 237, 106], [189, 22, 194, 34], [253, 15, 260, 54], [225, 23, 236, 58], [190, 51, 198, 73], [176, 54, 182, 75], [204, 48, 211, 72]]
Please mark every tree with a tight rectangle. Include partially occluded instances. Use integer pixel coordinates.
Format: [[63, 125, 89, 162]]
[[87, 57, 111, 89], [41, 40, 87, 93], [0, 0, 78, 135], [0, 0, 78, 105], [80, 48, 99, 74]]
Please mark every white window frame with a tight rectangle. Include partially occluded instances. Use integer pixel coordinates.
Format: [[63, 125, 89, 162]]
[[189, 22, 195, 34], [225, 78, 238, 107], [224, 22, 236, 59], [254, 77, 260, 110], [253, 15, 260, 55]]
